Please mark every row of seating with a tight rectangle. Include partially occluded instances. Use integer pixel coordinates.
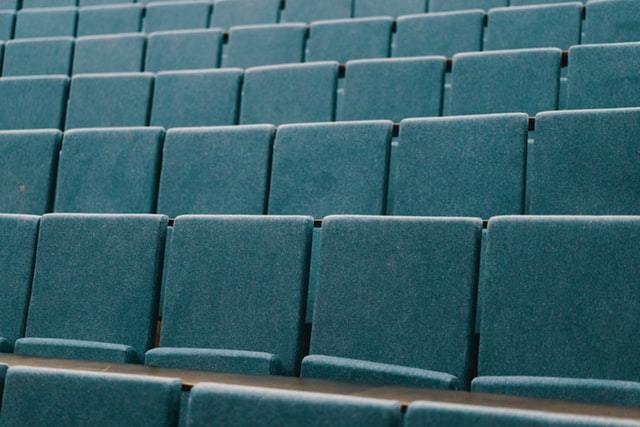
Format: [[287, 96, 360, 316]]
[[2, 366, 635, 427], [0, 213, 639, 408]]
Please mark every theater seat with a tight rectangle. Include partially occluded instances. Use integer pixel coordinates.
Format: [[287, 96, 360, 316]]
[[0, 367, 180, 427], [353, 0, 427, 17], [429, 0, 506, 12], [145, 29, 223, 72], [146, 215, 312, 376], [281, 0, 351, 23], [54, 127, 164, 214], [0, 11, 14, 41], [475, 216, 640, 406], [582, 0, 640, 44], [14, 7, 77, 38], [21, 0, 75, 7], [80, 0, 135, 4], [73, 33, 146, 74], [0, 0, 17, 8], [157, 126, 274, 218], [15, 214, 167, 363], [144, 0, 212, 33], [211, 0, 280, 29], [77, 4, 143, 36], [186, 384, 402, 427], [3, 37, 74, 76], [302, 216, 481, 389]]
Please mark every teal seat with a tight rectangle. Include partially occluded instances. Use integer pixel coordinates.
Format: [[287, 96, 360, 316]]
[[281, 0, 351, 23], [0, 11, 14, 40], [0, 0, 17, 8], [54, 127, 164, 214], [0, 367, 181, 427], [21, 0, 75, 7], [145, 215, 312, 376], [0, 130, 61, 214], [144, 0, 212, 33], [511, 0, 583, 4], [77, 4, 143, 36], [14, 7, 76, 38], [429, 0, 506, 11], [354, 0, 427, 17], [583, 0, 640, 44], [186, 384, 402, 427], [3, 37, 74, 76], [303, 216, 481, 389], [145, 29, 223, 72], [73, 33, 146, 74], [157, 126, 274, 217], [0, 76, 69, 130], [211, 0, 280, 29], [80, 0, 135, 4], [16, 214, 168, 363], [475, 216, 640, 406]]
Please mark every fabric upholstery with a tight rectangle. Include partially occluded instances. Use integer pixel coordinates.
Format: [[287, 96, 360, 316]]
[[145, 348, 281, 375], [15, 338, 139, 364], [0, 11, 14, 41], [3, 37, 74, 76], [0, 76, 69, 130], [54, 127, 164, 213], [156, 125, 274, 217], [354, 0, 427, 17], [77, 4, 143, 36], [429, 0, 507, 11], [144, 1, 212, 33], [22, 214, 167, 363], [80, 0, 135, 4], [157, 215, 312, 376], [145, 28, 223, 72], [281, 0, 351, 23], [211, 0, 280, 29], [21, 0, 75, 7], [0, 0, 17, 8], [73, 33, 146, 74], [14, 7, 76, 38], [583, 0, 640, 44]]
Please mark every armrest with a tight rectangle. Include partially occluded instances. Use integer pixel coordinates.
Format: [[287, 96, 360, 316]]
[[14, 338, 139, 364]]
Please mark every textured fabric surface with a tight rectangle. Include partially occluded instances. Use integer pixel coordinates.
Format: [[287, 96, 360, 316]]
[[80, 0, 136, 4], [21, 0, 75, 6], [144, 1, 212, 33], [223, 23, 307, 69], [24, 214, 167, 362], [0, 76, 69, 130], [150, 69, 241, 128], [306, 17, 392, 63], [429, 0, 507, 11], [405, 401, 640, 427], [354, 0, 427, 17], [240, 62, 338, 125], [479, 216, 640, 389], [145, 28, 222, 72], [145, 348, 281, 375], [393, 114, 528, 218], [65, 72, 153, 129], [583, 0, 640, 44], [309, 216, 481, 388], [0, 215, 38, 349], [0, 11, 14, 40], [3, 37, 74, 76], [0, 131, 61, 214], [511, 0, 584, 4], [73, 33, 146, 74], [451, 48, 561, 116], [305, 227, 322, 322], [340, 57, 445, 122], [281, 0, 351, 23], [14, 7, 76, 38], [485, 3, 582, 51], [160, 215, 312, 376], [566, 42, 640, 110], [268, 121, 391, 218], [302, 355, 460, 389], [157, 125, 274, 218], [186, 383, 402, 427], [211, 0, 280, 29], [0, 366, 181, 426], [472, 376, 640, 407], [54, 127, 164, 213], [77, 4, 143, 36], [15, 338, 139, 363], [528, 108, 640, 215], [394, 10, 484, 57]]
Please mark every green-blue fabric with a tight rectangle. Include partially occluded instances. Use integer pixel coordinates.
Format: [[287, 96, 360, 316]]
[[451, 48, 561, 116], [306, 17, 392, 63], [405, 401, 640, 427], [306, 216, 481, 388], [392, 114, 528, 218], [21, 214, 167, 363], [485, 3, 582, 51], [472, 376, 640, 407], [145, 348, 281, 375], [54, 127, 164, 213], [305, 227, 322, 322], [80, 0, 135, 5], [156, 125, 274, 217], [394, 10, 484, 58], [0, 76, 69, 130], [73, 33, 146, 74], [14, 7, 76, 38], [15, 338, 139, 363], [0, 215, 38, 350], [479, 216, 640, 403], [268, 121, 391, 218], [240, 62, 338, 125], [566, 42, 640, 110], [0, 366, 181, 426], [583, 0, 640, 44], [145, 29, 223, 72], [158, 215, 312, 376], [21, 0, 76, 7], [429, 0, 506, 11], [144, 1, 212, 33], [150, 69, 241, 128], [65, 72, 153, 128], [223, 23, 307, 69], [0, 0, 16, 9], [3, 37, 74, 76], [340, 57, 445, 122], [0, 130, 61, 214], [528, 108, 640, 215], [281, 0, 351, 23], [0, 11, 14, 41], [210, 0, 280, 29], [511, 0, 584, 4], [353, 0, 426, 17], [186, 383, 402, 427], [77, 4, 143, 36]]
